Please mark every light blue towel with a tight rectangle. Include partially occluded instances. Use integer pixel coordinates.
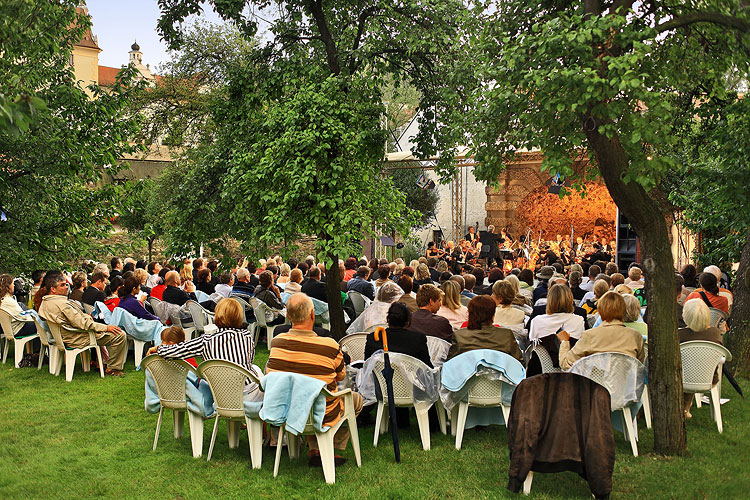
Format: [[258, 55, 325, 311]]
[[259, 372, 327, 435], [145, 370, 216, 418], [441, 349, 526, 392], [194, 290, 211, 303], [93, 301, 112, 324], [28, 309, 54, 345], [110, 307, 165, 344]]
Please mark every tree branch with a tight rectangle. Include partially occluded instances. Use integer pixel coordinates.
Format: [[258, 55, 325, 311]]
[[656, 11, 750, 34], [305, 0, 341, 75], [347, 6, 380, 75]]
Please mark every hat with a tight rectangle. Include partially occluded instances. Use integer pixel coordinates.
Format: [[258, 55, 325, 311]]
[[536, 266, 555, 280]]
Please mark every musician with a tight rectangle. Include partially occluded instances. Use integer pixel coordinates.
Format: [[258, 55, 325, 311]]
[[465, 226, 478, 244], [500, 227, 513, 243], [574, 236, 585, 255], [485, 225, 502, 268], [586, 243, 610, 265], [426, 241, 443, 259]]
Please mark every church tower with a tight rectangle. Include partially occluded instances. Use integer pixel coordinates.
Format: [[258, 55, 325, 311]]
[[127, 40, 155, 83]]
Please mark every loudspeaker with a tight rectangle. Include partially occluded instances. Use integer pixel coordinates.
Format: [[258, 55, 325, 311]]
[[616, 209, 639, 270]]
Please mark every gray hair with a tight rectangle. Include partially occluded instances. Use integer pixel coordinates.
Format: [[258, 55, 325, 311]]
[[236, 268, 250, 281], [683, 298, 710, 332], [92, 263, 109, 276], [622, 294, 642, 323], [286, 293, 314, 324]]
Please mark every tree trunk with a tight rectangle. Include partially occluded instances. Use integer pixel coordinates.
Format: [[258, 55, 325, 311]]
[[325, 252, 346, 341], [147, 238, 154, 262], [584, 121, 687, 455], [726, 229, 750, 376]]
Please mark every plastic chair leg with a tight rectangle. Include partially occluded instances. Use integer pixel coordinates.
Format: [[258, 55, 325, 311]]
[[348, 411, 362, 467], [436, 400, 447, 435], [287, 432, 300, 459], [81, 350, 90, 372], [317, 432, 337, 484], [2, 339, 8, 364], [133, 339, 146, 368], [153, 408, 164, 451], [37, 346, 45, 370], [641, 386, 652, 429], [227, 420, 240, 449], [373, 402, 385, 447], [187, 411, 204, 458], [65, 352, 76, 382], [415, 404, 431, 451], [47, 347, 57, 374], [695, 393, 702, 408], [246, 417, 263, 469], [455, 401, 469, 450], [622, 407, 638, 457], [207, 417, 221, 461], [501, 404, 511, 426], [710, 384, 723, 433], [523, 471, 533, 495], [273, 424, 286, 477], [14, 340, 24, 368], [173, 410, 185, 439], [54, 349, 64, 376], [94, 347, 104, 378], [450, 407, 458, 437]]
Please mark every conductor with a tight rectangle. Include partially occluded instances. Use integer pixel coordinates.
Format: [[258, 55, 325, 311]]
[[481, 225, 503, 267]]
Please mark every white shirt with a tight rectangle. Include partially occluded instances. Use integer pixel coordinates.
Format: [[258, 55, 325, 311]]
[[215, 283, 233, 298], [581, 291, 596, 304], [580, 280, 594, 292], [528, 312, 585, 342], [145, 273, 161, 289], [436, 305, 468, 329]]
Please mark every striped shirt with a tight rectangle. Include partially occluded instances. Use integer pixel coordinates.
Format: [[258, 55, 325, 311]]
[[266, 329, 345, 426], [157, 327, 255, 378]]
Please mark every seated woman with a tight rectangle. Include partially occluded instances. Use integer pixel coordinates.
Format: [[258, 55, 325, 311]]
[[492, 280, 526, 328], [346, 281, 403, 334], [678, 298, 723, 418], [195, 268, 215, 295], [276, 263, 291, 284], [568, 271, 587, 301], [528, 284, 586, 343], [580, 279, 609, 316], [364, 302, 432, 367], [148, 298, 260, 396], [69, 271, 87, 302], [447, 295, 523, 362], [517, 269, 535, 302], [413, 263, 433, 291], [104, 276, 123, 312], [284, 268, 303, 294], [685, 272, 729, 314], [504, 274, 532, 313], [557, 291, 645, 370], [255, 270, 285, 326], [437, 280, 468, 329], [0, 274, 37, 337], [622, 294, 647, 336], [116, 277, 161, 321]]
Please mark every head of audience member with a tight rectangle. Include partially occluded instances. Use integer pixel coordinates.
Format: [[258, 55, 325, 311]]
[[354, 266, 369, 281], [472, 267, 485, 287], [117, 276, 141, 298], [598, 291, 626, 323], [165, 270, 181, 287], [588, 264, 601, 281], [297, 261, 309, 276], [491, 280, 515, 307], [197, 268, 211, 285], [236, 268, 251, 284], [207, 259, 219, 275], [436, 271, 450, 283], [435, 260, 447, 275], [146, 261, 161, 277], [287, 258, 298, 270], [278, 263, 291, 278], [628, 267, 643, 283], [462, 273, 476, 292], [681, 264, 698, 287], [605, 262, 619, 276], [397, 275, 413, 295], [338, 261, 346, 278], [71, 271, 87, 292], [133, 268, 148, 286], [409, 259, 419, 270], [487, 268, 504, 285], [569, 263, 583, 275], [179, 265, 193, 283], [358, 258, 368, 267], [90, 272, 108, 291], [259, 270, 274, 290], [426, 257, 437, 270], [595, 273, 612, 287], [219, 272, 234, 286], [377, 265, 391, 282], [33, 270, 63, 309], [552, 262, 564, 275], [440, 280, 462, 312], [31, 270, 46, 286], [308, 266, 321, 281], [504, 274, 522, 295], [247, 262, 257, 274], [289, 268, 303, 284], [266, 265, 278, 279], [111, 257, 122, 272], [569, 271, 582, 290], [699, 272, 720, 295], [593, 279, 610, 300], [415, 263, 431, 281], [614, 283, 634, 294], [622, 294, 642, 323], [387, 302, 411, 329], [92, 262, 110, 278], [214, 298, 244, 329], [682, 298, 711, 333], [517, 269, 533, 288], [0, 274, 15, 299], [287, 293, 315, 329], [546, 284, 574, 315], [161, 325, 186, 346], [376, 281, 403, 303], [674, 273, 685, 300], [467, 295, 497, 330], [193, 258, 204, 271], [105, 276, 122, 298], [47, 273, 70, 297], [450, 274, 466, 291], [135, 259, 147, 270], [122, 270, 134, 280], [609, 273, 625, 288], [416, 283, 442, 313], [703, 265, 723, 283], [402, 266, 415, 278], [344, 257, 357, 271]]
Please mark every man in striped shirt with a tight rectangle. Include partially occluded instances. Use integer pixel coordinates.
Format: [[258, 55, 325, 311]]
[[266, 293, 362, 465]]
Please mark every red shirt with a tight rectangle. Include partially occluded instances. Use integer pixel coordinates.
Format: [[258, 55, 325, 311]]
[[104, 297, 120, 312], [150, 284, 166, 300], [685, 290, 729, 314]]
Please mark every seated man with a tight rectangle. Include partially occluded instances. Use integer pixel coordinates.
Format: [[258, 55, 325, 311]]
[[213, 272, 234, 299], [39, 273, 127, 376], [81, 272, 108, 306], [625, 266, 644, 289], [301, 266, 328, 303], [231, 268, 256, 298], [347, 266, 375, 301], [409, 283, 453, 342], [162, 270, 197, 307], [266, 293, 362, 466]]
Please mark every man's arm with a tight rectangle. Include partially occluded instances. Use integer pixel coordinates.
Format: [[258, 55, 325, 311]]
[[61, 303, 107, 332], [364, 282, 375, 301]]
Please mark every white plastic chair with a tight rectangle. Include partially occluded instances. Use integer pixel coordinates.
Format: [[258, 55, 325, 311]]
[[82, 302, 95, 315], [364, 322, 388, 334], [185, 300, 215, 336], [371, 353, 446, 450], [708, 308, 728, 331], [347, 291, 367, 318], [229, 295, 257, 335], [141, 354, 206, 458], [32, 316, 57, 373], [339, 333, 368, 362], [568, 352, 646, 457], [451, 366, 521, 450], [681, 340, 732, 433], [640, 344, 651, 429], [45, 321, 105, 382], [273, 384, 362, 484], [252, 300, 287, 348], [426, 336, 450, 368], [0, 309, 39, 368], [532, 344, 561, 374], [148, 297, 168, 322], [196, 360, 264, 468]]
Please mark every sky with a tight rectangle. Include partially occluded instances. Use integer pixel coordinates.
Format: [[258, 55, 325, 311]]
[[85, 0, 224, 71]]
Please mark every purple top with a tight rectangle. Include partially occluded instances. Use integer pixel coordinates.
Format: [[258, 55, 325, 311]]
[[118, 294, 160, 322]]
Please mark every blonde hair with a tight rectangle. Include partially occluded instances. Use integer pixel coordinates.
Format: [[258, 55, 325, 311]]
[[415, 263, 431, 281], [436, 260, 448, 273], [614, 284, 634, 295], [593, 279, 610, 299], [214, 298, 244, 329], [598, 292, 626, 322], [289, 268, 303, 283], [134, 268, 149, 285], [440, 280, 462, 312], [546, 284, 574, 314], [279, 263, 291, 276], [629, 267, 643, 281], [622, 294, 642, 323], [504, 274, 521, 295], [492, 280, 515, 306], [180, 265, 193, 283], [683, 298, 711, 332], [409, 259, 419, 270]]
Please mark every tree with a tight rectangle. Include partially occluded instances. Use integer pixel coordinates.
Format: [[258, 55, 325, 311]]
[[390, 167, 440, 229], [0, 1, 142, 272], [426, 1, 750, 454], [117, 179, 164, 262], [157, 0, 465, 339]]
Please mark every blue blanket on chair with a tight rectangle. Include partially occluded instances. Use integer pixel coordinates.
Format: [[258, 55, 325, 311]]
[[145, 371, 216, 418], [259, 372, 327, 435], [110, 307, 165, 344]]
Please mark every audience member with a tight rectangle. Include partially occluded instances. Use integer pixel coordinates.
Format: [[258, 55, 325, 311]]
[[347, 266, 375, 301], [409, 284, 453, 342], [447, 295, 523, 361], [301, 266, 327, 302], [437, 280, 469, 329], [81, 272, 108, 306]]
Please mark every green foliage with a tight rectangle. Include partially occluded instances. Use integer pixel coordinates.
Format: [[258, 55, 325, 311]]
[[117, 179, 164, 261], [389, 167, 439, 229], [0, 1, 143, 273]]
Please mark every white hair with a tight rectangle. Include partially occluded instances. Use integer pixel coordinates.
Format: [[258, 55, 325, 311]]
[[92, 263, 109, 276], [236, 268, 250, 281], [683, 298, 711, 332], [703, 265, 722, 281]]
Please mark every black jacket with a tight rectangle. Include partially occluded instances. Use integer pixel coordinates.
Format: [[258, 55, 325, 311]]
[[302, 278, 328, 303], [364, 327, 433, 368], [162, 285, 196, 307], [81, 286, 106, 306], [346, 276, 374, 301]]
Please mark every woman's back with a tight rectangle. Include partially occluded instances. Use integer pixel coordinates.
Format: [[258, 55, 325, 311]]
[[448, 324, 523, 361]]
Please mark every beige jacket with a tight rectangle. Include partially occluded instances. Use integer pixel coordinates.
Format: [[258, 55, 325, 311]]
[[559, 320, 645, 370], [39, 294, 108, 336]]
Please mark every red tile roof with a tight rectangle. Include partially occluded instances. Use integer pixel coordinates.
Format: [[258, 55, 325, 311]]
[[98, 66, 121, 87]]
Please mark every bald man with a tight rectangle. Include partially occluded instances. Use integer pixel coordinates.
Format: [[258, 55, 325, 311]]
[[162, 270, 197, 306]]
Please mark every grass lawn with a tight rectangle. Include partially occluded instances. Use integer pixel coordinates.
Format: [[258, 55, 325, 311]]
[[1, 345, 748, 500]]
